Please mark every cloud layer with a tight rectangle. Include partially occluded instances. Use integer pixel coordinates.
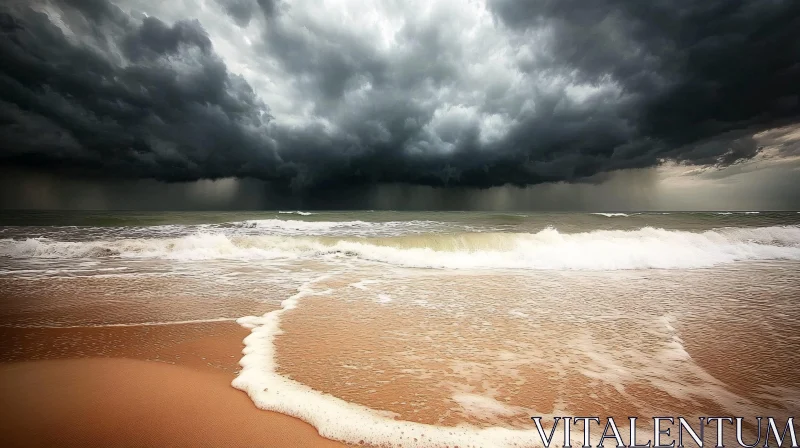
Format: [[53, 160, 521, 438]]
[[1, 0, 798, 191]]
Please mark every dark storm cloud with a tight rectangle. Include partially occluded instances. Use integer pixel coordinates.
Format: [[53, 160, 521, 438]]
[[0, 0, 277, 182], [217, 0, 256, 27], [122, 16, 212, 59], [0, 0, 798, 192], [217, 0, 279, 27], [488, 0, 800, 143]]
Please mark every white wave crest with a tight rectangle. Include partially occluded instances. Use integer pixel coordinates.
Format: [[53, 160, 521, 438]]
[[590, 212, 631, 217], [277, 211, 314, 216], [3, 226, 799, 270], [233, 219, 442, 236], [241, 219, 373, 232]]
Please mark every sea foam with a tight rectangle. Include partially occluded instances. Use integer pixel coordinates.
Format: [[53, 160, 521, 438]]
[[235, 219, 443, 236], [2, 226, 799, 270], [233, 275, 549, 448], [590, 212, 631, 217], [278, 211, 315, 216]]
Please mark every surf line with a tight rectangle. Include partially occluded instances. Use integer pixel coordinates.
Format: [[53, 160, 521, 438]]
[[232, 275, 555, 448], [531, 416, 798, 448]]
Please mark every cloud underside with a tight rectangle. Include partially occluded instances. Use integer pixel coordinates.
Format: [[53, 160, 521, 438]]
[[0, 0, 798, 191]]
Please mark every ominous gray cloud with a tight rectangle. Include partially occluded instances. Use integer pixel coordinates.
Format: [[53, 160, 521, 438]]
[[0, 0, 798, 194], [0, 0, 277, 182]]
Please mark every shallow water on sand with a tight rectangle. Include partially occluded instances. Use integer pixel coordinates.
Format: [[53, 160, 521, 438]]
[[276, 265, 800, 426], [1, 211, 799, 447]]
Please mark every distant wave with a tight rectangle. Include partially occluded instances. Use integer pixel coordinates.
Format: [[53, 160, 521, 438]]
[[234, 219, 445, 236], [590, 212, 632, 217], [241, 219, 372, 230], [277, 211, 314, 216], [3, 225, 799, 270]]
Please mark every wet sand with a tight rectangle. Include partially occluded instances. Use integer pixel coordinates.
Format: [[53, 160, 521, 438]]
[[0, 265, 351, 448], [265, 267, 800, 445], [0, 320, 345, 448], [0, 358, 345, 448], [1, 260, 798, 447], [0, 321, 249, 372]]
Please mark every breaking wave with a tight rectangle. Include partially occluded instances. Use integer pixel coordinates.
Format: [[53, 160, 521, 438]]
[[240, 219, 373, 231], [3, 226, 799, 270], [590, 212, 633, 217], [233, 219, 447, 236], [277, 211, 314, 216]]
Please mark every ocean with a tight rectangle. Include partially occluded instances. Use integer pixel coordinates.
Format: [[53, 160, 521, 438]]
[[1, 210, 799, 447]]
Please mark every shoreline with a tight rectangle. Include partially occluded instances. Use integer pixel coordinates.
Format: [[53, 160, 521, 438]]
[[1, 246, 798, 447], [0, 321, 348, 447], [0, 357, 346, 448]]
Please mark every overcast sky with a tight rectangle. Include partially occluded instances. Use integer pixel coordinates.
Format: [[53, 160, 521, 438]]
[[0, 0, 798, 210]]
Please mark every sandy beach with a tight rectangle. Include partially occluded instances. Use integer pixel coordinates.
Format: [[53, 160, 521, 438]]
[[0, 357, 344, 448], [0, 272, 348, 447], [0, 321, 345, 448], [1, 211, 799, 447]]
